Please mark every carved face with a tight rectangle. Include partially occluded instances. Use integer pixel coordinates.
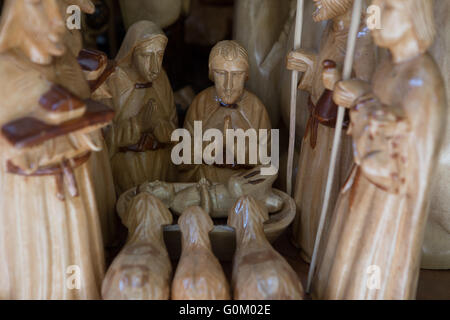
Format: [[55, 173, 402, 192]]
[[211, 57, 247, 105], [0, 0, 67, 64], [132, 37, 167, 82], [371, 0, 412, 48], [312, 0, 353, 22]]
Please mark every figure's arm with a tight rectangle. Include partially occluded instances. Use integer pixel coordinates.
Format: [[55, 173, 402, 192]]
[[331, 79, 372, 109], [286, 49, 317, 94], [145, 72, 178, 144], [349, 97, 409, 194], [103, 70, 144, 155]]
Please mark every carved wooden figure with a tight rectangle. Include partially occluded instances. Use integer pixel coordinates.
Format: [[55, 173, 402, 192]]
[[229, 196, 304, 300], [76, 48, 118, 248], [0, 0, 111, 299], [312, 0, 446, 299], [59, 1, 118, 248], [286, 0, 375, 262], [133, 166, 283, 218], [102, 193, 173, 300], [422, 0, 450, 270], [179, 40, 272, 184], [105, 20, 178, 195], [172, 206, 230, 300]]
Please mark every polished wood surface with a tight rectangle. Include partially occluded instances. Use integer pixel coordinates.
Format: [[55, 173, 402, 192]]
[[0, 0, 107, 299], [172, 206, 230, 300], [179, 40, 272, 184], [102, 193, 173, 300], [287, 0, 375, 262], [105, 21, 178, 195], [229, 196, 304, 300], [312, 0, 446, 299]]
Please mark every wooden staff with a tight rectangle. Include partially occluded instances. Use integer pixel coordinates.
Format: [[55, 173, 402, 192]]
[[306, 0, 363, 293], [287, 0, 304, 196]]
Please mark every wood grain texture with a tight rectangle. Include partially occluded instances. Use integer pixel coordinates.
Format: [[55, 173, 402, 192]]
[[422, 0, 450, 269], [105, 21, 178, 195], [312, 0, 446, 299], [133, 166, 282, 218], [0, 0, 108, 299], [229, 196, 304, 300], [172, 206, 230, 300], [288, 0, 375, 262], [2, 99, 114, 149], [102, 193, 173, 300], [179, 41, 272, 184]]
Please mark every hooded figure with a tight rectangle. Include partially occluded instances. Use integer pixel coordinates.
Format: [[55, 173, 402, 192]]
[[0, 0, 107, 299], [105, 21, 178, 195]]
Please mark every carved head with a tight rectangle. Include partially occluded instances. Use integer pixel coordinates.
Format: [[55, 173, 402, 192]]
[[0, 0, 96, 64], [312, 0, 354, 22], [133, 37, 167, 82], [116, 20, 168, 82], [121, 193, 173, 233], [178, 206, 214, 240], [0, 0, 65, 64], [371, 0, 435, 53], [227, 196, 269, 234], [209, 40, 249, 105]]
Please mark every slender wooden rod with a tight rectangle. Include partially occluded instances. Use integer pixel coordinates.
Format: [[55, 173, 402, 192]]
[[287, 0, 304, 196], [306, 0, 363, 293]]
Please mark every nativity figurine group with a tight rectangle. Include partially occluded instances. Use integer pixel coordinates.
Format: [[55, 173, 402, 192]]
[[0, 0, 447, 301]]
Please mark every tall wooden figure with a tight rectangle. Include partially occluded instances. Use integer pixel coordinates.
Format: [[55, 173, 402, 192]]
[[0, 0, 112, 299], [312, 0, 446, 299], [286, 0, 375, 262]]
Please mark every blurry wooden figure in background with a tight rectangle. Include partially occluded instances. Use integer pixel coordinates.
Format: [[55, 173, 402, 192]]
[[286, 0, 375, 262], [62, 1, 118, 249], [233, 0, 292, 126], [73, 21, 118, 247], [312, 0, 446, 299], [102, 193, 173, 300], [105, 20, 178, 195], [229, 196, 304, 300], [119, 0, 190, 30], [179, 40, 272, 184], [172, 206, 230, 300], [0, 0, 111, 299], [422, 0, 450, 270]]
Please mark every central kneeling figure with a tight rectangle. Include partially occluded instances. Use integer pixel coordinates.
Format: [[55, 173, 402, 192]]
[[179, 40, 272, 184]]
